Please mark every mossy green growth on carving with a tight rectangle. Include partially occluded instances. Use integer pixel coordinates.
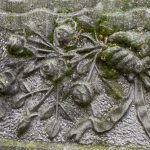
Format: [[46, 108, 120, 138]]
[[11, 49, 32, 58], [109, 31, 150, 51], [57, 8, 73, 13], [100, 64, 119, 79], [95, 14, 122, 37], [98, 65, 123, 100], [96, 8, 150, 34], [103, 78, 124, 100], [100, 44, 118, 67], [7, 48, 33, 58], [95, 15, 112, 36], [76, 20, 94, 33]]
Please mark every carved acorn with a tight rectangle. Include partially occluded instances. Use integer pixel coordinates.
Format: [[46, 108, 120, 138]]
[[102, 46, 144, 74], [40, 57, 67, 81], [46, 119, 61, 139], [17, 109, 38, 137], [7, 34, 26, 55], [72, 82, 94, 106], [0, 70, 18, 95], [54, 18, 77, 47]]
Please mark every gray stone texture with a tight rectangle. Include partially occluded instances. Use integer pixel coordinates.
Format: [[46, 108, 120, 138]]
[[0, 0, 149, 149]]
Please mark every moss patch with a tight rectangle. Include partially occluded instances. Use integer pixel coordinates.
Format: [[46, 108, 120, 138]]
[[57, 8, 73, 14], [0, 139, 144, 150]]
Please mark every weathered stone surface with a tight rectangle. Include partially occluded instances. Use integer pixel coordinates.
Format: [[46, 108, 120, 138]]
[[0, 0, 150, 149]]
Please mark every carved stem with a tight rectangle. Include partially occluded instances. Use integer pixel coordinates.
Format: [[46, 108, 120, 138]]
[[70, 49, 99, 64], [87, 52, 99, 82], [64, 45, 102, 57], [14, 88, 49, 109], [31, 86, 54, 112], [25, 45, 52, 53], [25, 24, 61, 54], [55, 84, 59, 120]]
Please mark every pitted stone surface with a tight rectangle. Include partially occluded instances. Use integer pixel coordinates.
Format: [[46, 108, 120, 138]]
[[0, 0, 150, 149]]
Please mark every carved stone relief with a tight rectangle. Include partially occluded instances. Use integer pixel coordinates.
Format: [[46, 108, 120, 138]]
[[0, 0, 150, 148]]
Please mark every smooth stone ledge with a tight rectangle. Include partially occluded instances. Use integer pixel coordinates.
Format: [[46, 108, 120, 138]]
[[0, 0, 150, 31], [0, 0, 150, 13], [0, 0, 98, 13], [0, 8, 89, 31], [0, 140, 144, 150]]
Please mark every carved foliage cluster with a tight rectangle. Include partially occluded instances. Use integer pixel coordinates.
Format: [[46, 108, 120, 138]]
[[1, 11, 150, 142]]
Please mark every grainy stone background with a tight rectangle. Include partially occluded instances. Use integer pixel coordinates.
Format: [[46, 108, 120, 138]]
[[0, 0, 149, 149]]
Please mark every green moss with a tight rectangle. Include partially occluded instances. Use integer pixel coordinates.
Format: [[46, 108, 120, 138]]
[[109, 33, 143, 50], [78, 23, 94, 33], [103, 78, 124, 100], [76, 23, 82, 33], [75, 21, 94, 34], [2, 140, 14, 147], [74, 16, 95, 33], [0, 139, 144, 150], [64, 45, 77, 52], [101, 65, 119, 79], [97, 62, 123, 100], [2, 140, 48, 150], [95, 14, 124, 37], [101, 48, 117, 67], [57, 8, 73, 14], [49, 20, 60, 43], [7, 47, 33, 59], [96, 16, 112, 36], [101, 44, 132, 70], [121, 0, 130, 11], [106, 43, 117, 48], [49, 32, 54, 43]]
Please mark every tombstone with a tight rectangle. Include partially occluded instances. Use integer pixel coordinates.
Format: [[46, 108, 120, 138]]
[[0, 0, 149, 149]]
